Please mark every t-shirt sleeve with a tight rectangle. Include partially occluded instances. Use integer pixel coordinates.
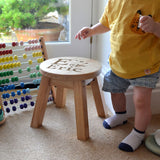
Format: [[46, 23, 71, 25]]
[[99, 4, 110, 29]]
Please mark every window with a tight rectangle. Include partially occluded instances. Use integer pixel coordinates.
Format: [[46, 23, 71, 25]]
[[0, 0, 69, 43]]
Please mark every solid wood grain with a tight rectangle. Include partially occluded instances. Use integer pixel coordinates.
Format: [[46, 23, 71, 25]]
[[74, 80, 89, 140], [40, 57, 101, 81], [31, 57, 105, 140], [90, 77, 105, 118], [31, 76, 51, 128], [39, 36, 48, 60], [55, 86, 66, 108]]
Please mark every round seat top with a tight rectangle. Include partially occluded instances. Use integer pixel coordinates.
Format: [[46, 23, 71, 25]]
[[40, 57, 102, 80]]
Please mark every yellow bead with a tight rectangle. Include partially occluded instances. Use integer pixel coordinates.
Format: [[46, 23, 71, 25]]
[[7, 64, 10, 69], [13, 62, 17, 67], [1, 57, 5, 63], [37, 58, 40, 63], [41, 58, 44, 62], [0, 65, 2, 70], [32, 52, 36, 57], [23, 53, 27, 59], [28, 60, 32, 65], [17, 62, 21, 67], [14, 55, 18, 61], [10, 63, 14, 68], [9, 56, 13, 61], [3, 64, 7, 69], [6, 57, 9, 62]]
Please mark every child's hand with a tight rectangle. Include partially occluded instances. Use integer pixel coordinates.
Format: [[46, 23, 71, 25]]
[[75, 27, 92, 40], [139, 16, 156, 34]]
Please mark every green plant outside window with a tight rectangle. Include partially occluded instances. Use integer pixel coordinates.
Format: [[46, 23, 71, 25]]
[[0, 0, 69, 42]]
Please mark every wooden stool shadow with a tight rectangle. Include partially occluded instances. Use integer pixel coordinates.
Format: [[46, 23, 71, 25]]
[[31, 57, 105, 141]]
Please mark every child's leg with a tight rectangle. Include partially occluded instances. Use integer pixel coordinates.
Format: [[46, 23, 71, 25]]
[[119, 86, 152, 152], [103, 92, 127, 129]]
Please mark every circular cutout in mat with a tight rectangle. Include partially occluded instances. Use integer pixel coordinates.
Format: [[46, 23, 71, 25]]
[[145, 134, 160, 156]]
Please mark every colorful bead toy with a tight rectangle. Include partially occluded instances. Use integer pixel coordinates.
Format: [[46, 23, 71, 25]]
[[0, 37, 54, 116]]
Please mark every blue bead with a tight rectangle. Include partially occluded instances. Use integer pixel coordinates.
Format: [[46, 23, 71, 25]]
[[26, 88, 30, 93], [17, 90, 21, 95], [10, 99, 14, 104], [20, 82, 25, 88], [22, 89, 26, 94], [29, 95, 32, 100], [8, 85, 12, 90], [25, 95, 30, 101], [21, 96, 25, 102], [6, 108, 10, 113], [11, 92, 16, 97], [24, 103, 27, 108], [2, 94, 6, 99], [6, 93, 10, 98], [14, 98, 18, 103], [0, 87, 3, 92], [3, 101, 8, 106], [11, 84, 15, 89], [12, 106, 17, 111], [33, 79, 37, 85], [30, 101, 34, 106], [20, 104, 24, 109], [4, 86, 8, 91]]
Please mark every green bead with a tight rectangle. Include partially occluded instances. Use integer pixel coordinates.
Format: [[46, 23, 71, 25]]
[[6, 71, 10, 76], [0, 73, 3, 77], [10, 71, 14, 75], [33, 72, 36, 78], [36, 65, 40, 70], [2, 79, 5, 84], [27, 67, 31, 72], [37, 72, 41, 77], [11, 77, 15, 82], [29, 73, 33, 78], [18, 69, 22, 73], [15, 76, 19, 81], [6, 78, 9, 83], [3, 72, 6, 77], [0, 80, 1, 85]]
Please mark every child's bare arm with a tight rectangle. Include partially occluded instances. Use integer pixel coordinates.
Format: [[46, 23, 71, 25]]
[[140, 16, 160, 38], [75, 23, 110, 40]]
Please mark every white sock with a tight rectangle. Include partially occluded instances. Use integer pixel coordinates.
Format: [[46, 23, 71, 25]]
[[119, 128, 145, 152], [103, 111, 127, 129]]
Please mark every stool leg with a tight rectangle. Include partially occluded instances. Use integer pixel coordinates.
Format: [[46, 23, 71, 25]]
[[31, 76, 51, 128], [55, 86, 66, 108], [73, 80, 89, 141], [90, 77, 105, 118]]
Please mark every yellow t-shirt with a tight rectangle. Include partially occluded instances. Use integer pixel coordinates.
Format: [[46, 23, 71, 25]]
[[100, 0, 160, 79]]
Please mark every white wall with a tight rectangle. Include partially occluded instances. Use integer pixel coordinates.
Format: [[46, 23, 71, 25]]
[[92, 0, 160, 117]]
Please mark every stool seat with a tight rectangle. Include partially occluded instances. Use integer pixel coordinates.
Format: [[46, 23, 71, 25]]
[[31, 57, 105, 141]]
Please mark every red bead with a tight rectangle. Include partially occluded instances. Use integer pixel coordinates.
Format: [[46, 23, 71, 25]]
[[5, 50, 9, 54], [9, 50, 13, 54], [2, 50, 5, 55], [2, 43, 6, 48], [12, 42, 16, 47]]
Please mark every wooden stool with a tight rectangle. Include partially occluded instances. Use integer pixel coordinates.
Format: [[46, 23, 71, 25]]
[[31, 57, 105, 141]]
